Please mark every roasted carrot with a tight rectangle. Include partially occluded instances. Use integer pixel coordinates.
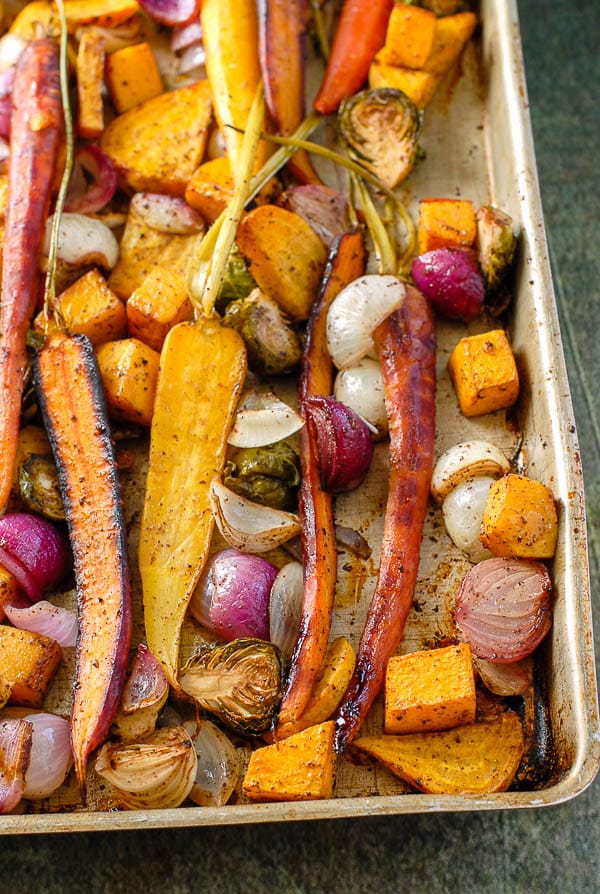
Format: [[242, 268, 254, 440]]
[[335, 286, 436, 750], [313, 0, 393, 114], [34, 332, 132, 796], [275, 231, 366, 737], [257, 0, 320, 184], [0, 38, 62, 514]]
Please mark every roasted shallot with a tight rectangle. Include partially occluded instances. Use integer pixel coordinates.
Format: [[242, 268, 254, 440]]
[[303, 396, 373, 493], [0, 513, 71, 603]]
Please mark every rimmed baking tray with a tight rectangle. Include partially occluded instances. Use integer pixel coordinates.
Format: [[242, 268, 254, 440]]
[[1, 0, 599, 833]]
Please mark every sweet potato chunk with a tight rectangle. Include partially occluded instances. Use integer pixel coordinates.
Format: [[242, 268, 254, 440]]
[[0, 566, 20, 622], [418, 198, 477, 254], [379, 4, 437, 70], [369, 60, 439, 109], [101, 80, 213, 195], [353, 713, 524, 794], [481, 474, 558, 559], [96, 337, 160, 426], [185, 156, 235, 224], [448, 329, 520, 417], [105, 42, 163, 114], [0, 626, 62, 708], [35, 269, 127, 346], [243, 721, 336, 802], [126, 268, 194, 351], [424, 12, 478, 77], [236, 205, 327, 321], [385, 643, 476, 734]]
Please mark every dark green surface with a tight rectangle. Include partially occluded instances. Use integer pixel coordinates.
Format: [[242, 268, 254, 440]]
[[2, 2, 599, 890]]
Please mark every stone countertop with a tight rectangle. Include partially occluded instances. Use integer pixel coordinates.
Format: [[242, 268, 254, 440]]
[[1, 2, 599, 890]]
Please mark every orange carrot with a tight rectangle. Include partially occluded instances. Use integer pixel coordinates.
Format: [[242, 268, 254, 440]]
[[275, 231, 366, 737], [313, 0, 393, 114], [335, 286, 436, 750], [0, 38, 62, 513]]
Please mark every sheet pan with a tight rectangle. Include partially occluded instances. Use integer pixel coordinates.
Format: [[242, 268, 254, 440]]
[[1, 0, 598, 833]]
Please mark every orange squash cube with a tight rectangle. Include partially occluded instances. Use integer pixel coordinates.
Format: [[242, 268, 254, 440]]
[[243, 721, 336, 802], [385, 643, 476, 734], [481, 474, 558, 559], [418, 198, 477, 254], [424, 12, 478, 77], [0, 566, 20, 622], [127, 268, 194, 351], [35, 269, 127, 346], [96, 337, 160, 426], [379, 4, 437, 69], [448, 329, 520, 417], [0, 626, 62, 708], [105, 42, 163, 114], [369, 60, 439, 109], [185, 156, 235, 224], [76, 30, 105, 139], [63, 0, 140, 28]]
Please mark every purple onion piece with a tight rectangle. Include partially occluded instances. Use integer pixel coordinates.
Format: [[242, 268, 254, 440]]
[[0, 514, 72, 602], [303, 396, 374, 493], [64, 145, 118, 215], [137, 0, 200, 26], [411, 248, 486, 322]]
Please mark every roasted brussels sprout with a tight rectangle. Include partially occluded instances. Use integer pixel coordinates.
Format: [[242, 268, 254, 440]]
[[19, 454, 65, 520], [215, 244, 257, 314], [476, 205, 517, 294], [224, 442, 301, 510], [223, 288, 302, 376], [339, 88, 421, 189], [179, 638, 284, 735]]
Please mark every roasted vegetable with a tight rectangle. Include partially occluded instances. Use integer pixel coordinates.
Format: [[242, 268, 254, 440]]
[[19, 454, 65, 521], [335, 287, 436, 750], [352, 713, 524, 794], [0, 38, 62, 513], [313, 0, 393, 114], [276, 232, 367, 737], [223, 288, 302, 375], [447, 329, 520, 417], [215, 244, 257, 313], [224, 442, 301, 510], [339, 88, 421, 190], [104, 42, 163, 114], [481, 474, 558, 559], [0, 625, 62, 708], [417, 198, 477, 254], [476, 205, 517, 294], [139, 320, 247, 690], [35, 333, 132, 795], [179, 638, 284, 735]]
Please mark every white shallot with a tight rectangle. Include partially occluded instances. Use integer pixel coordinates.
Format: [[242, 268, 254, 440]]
[[209, 478, 300, 553], [44, 213, 119, 269]]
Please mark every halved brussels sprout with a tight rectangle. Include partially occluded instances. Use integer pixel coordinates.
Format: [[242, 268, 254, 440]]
[[215, 244, 257, 314], [476, 205, 517, 294], [179, 638, 284, 736], [224, 443, 301, 510], [223, 288, 302, 376], [19, 454, 65, 520], [339, 88, 421, 189]]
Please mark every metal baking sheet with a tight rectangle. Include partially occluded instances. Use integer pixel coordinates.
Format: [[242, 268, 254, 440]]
[[1, 0, 599, 833]]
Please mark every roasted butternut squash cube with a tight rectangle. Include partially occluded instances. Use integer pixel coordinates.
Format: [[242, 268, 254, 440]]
[[369, 59, 439, 109], [127, 268, 194, 351], [0, 626, 62, 708], [385, 643, 476, 734], [481, 474, 558, 559], [63, 0, 140, 28], [101, 80, 212, 195], [185, 156, 234, 224], [76, 30, 105, 139], [424, 12, 478, 77], [379, 4, 437, 69], [105, 42, 162, 114], [108, 204, 203, 298], [0, 566, 20, 622], [448, 329, 520, 417], [236, 205, 327, 321], [0, 676, 12, 709], [9, 0, 58, 39], [34, 269, 127, 345], [418, 198, 477, 254], [243, 721, 336, 802], [96, 337, 160, 426]]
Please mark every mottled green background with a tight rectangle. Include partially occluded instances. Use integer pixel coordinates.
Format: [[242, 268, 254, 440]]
[[2, 1, 599, 890]]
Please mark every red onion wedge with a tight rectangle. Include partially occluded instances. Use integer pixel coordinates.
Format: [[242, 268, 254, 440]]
[[4, 600, 78, 647], [0, 718, 32, 814], [283, 185, 351, 248], [0, 95, 10, 140], [22, 713, 72, 800], [189, 547, 278, 642], [455, 557, 553, 663], [121, 644, 168, 714], [303, 396, 374, 493], [0, 513, 72, 603], [130, 192, 204, 235], [64, 145, 118, 215], [411, 248, 486, 322], [137, 0, 201, 27]]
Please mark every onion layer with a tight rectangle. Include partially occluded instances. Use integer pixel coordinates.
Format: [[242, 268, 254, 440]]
[[22, 713, 72, 800], [184, 719, 239, 808], [189, 547, 277, 641], [0, 513, 72, 602], [44, 213, 119, 269], [269, 561, 303, 657], [3, 600, 78, 647], [209, 479, 300, 553], [334, 358, 388, 437], [455, 557, 553, 663], [442, 477, 495, 564], [0, 719, 32, 814], [130, 192, 204, 235], [303, 396, 373, 493], [64, 145, 118, 215]]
